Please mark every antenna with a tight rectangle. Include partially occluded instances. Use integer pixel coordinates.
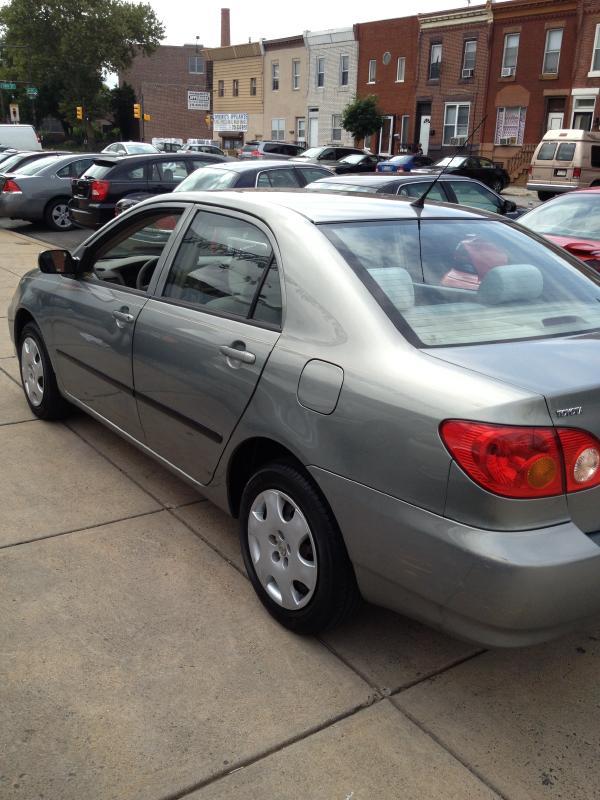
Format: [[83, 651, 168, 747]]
[[411, 114, 488, 209]]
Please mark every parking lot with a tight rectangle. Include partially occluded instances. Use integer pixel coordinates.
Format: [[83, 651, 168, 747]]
[[1, 224, 599, 800]]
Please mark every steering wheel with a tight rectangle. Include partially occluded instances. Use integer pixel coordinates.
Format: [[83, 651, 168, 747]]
[[136, 256, 160, 291]]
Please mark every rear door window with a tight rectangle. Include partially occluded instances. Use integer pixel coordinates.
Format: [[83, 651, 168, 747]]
[[396, 181, 446, 201], [118, 163, 146, 180], [151, 160, 189, 184], [295, 166, 332, 184], [449, 181, 501, 213], [556, 143, 576, 162], [537, 142, 557, 160], [256, 168, 301, 188]]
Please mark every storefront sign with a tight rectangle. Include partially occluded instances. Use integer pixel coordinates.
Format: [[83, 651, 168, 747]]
[[213, 112, 248, 132]]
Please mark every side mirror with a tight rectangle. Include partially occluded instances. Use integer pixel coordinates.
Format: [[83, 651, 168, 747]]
[[38, 249, 81, 275], [502, 199, 517, 214]]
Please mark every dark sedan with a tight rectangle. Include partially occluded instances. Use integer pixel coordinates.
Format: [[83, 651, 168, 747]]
[[292, 145, 366, 167], [114, 160, 334, 215], [330, 153, 383, 175], [306, 173, 522, 219], [377, 154, 434, 173], [413, 155, 510, 193]]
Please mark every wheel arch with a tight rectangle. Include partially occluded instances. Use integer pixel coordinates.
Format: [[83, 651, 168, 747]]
[[13, 307, 36, 346]]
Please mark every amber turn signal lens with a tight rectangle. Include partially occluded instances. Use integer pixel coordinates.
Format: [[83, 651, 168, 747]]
[[526, 455, 557, 489]]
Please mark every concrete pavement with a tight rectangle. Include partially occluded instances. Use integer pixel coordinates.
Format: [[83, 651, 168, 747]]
[[1, 227, 599, 800]]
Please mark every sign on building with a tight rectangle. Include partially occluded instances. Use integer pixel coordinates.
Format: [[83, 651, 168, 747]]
[[9, 103, 19, 123], [187, 91, 210, 111], [213, 113, 248, 132]]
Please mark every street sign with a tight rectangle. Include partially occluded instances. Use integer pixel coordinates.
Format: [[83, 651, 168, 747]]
[[26, 87, 38, 98], [0, 81, 16, 90], [187, 91, 210, 111], [9, 103, 19, 123]]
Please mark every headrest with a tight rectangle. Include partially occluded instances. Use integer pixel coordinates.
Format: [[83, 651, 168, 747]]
[[368, 267, 415, 311], [478, 264, 543, 305]]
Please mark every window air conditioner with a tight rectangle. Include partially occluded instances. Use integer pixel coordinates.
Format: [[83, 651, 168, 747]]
[[450, 136, 467, 146], [501, 67, 515, 77], [499, 136, 517, 145], [462, 68, 474, 78]]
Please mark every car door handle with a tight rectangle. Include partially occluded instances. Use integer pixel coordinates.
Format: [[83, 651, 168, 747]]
[[219, 345, 256, 364], [112, 310, 134, 324]]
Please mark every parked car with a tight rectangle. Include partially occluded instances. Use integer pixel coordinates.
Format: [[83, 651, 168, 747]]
[[414, 155, 510, 193], [239, 141, 306, 160], [330, 153, 383, 175], [518, 187, 600, 267], [292, 145, 366, 166], [10, 190, 600, 647], [527, 128, 600, 201], [101, 141, 159, 155], [0, 123, 41, 151], [306, 174, 522, 221], [114, 160, 334, 215], [377, 154, 435, 173], [70, 152, 226, 228], [0, 153, 100, 230], [0, 150, 69, 185], [179, 143, 226, 157]]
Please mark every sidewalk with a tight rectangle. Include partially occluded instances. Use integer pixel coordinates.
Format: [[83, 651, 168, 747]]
[[1, 226, 599, 800]]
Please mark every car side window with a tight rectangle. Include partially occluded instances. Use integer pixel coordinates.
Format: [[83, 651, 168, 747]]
[[464, 158, 479, 169], [56, 162, 74, 178], [256, 168, 301, 188], [296, 166, 331, 184], [479, 158, 494, 168], [121, 164, 145, 180], [450, 181, 500, 213], [89, 210, 184, 291], [162, 211, 281, 325], [397, 181, 446, 201], [151, 160, 189, 183], [319, 149, 334, 159]]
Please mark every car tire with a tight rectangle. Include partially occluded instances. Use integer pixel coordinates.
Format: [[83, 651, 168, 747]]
[[492, 179, 503, 194], [18, 321, 71, 420], [44, 197, 74, 231], [538, 191, 555, 202], [239, 461, 359, 634]]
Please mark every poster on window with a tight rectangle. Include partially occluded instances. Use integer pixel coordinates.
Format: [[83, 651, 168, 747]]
[[187, 91, 210, 111], [495, 107, 526, 145], [213, 113, 249, 132]]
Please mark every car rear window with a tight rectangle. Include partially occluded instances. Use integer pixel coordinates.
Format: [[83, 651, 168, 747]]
[[537, 143, 557, 160], [556, 143, 576, 162], [14, 156, 61, 175], [82, 163, 113, 179], [174, 167, 237, 191], [321, 219, 600, 347], [241, 144, 258, 152]]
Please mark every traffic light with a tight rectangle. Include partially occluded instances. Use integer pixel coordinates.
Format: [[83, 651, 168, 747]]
[[76, 106, 83, 120], [143, 113, 151, 122], [204, 114, 211, 127], [133, 103, 141, 119]]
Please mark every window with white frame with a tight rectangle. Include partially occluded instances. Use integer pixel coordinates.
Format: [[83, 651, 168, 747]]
[[396, 57, 406, 82], [462, 40, 476, 76], [368, 59, 376, 83], [543, 29, 563, 74], [316, 56, 325, 87], [297, 117, 306, 142], [495, 106, 526, 145], [340, 54, 349, 86], [400, 114, 410, 148], [443, 103, 470, 145], [271, 62, 279, 91], [502, 33, 519, 76], [429, 43, 442, 79], [590, 23, 600, 74], [189, 56, 204, 74], [292, 59, 300, 90], [271, 118, 285, 140], [331, 114, 343, 141], [572, 96, 595, 130]]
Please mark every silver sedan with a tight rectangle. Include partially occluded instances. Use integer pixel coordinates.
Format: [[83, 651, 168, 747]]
[[8, 190, 600, 647]]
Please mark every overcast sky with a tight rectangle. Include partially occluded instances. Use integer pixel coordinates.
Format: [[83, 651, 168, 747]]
[[149, 0, 485, 47]]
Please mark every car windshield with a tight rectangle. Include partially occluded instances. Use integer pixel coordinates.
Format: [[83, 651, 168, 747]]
[[339, 154, 364, 165], [519, 194, 600, 240], [14, 156, 61, 175], [174, 167, 237, 191], [126, 143, 158, 153], [321, 219, 600, 347], [308, 181, 379, 193], [433, 157, 466, 168], [297, 148, 322, 159]]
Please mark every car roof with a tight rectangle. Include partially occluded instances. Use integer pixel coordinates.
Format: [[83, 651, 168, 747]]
[[314, 174, 479, 186], [167, 188, 489, 223], [189, 159, 322, 173], [91, 152, 224, 166]]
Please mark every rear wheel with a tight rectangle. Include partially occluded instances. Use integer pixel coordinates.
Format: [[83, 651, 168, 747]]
[[537, 191, 555, 202], [44, 197, 74, 231], [239, 461, 359, 634], [18, 322, 70, 419]]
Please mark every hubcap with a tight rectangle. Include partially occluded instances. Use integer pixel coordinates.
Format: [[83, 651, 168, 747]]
[[247, 489, 317, 610], [51, 203, 71, 229], [21, 337, 44, 407]]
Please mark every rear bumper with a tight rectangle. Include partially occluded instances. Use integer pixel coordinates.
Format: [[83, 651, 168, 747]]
[[69, 201, 113, 228], [0, 193, 43, 221], [526, 182, 577, 194], [310, 467, 600, 647]]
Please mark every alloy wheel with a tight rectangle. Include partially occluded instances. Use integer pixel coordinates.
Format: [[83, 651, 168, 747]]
[[51, 203, 72, 229], [21, 336, 44, 406]]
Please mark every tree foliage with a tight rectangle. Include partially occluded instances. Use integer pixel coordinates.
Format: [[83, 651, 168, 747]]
[[0, 0, 163, 128], [341, 95, 384, 141]]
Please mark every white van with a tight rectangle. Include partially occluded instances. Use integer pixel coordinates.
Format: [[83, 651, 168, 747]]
[[527, 128, 600, 200], [0, 124, 41, 151]]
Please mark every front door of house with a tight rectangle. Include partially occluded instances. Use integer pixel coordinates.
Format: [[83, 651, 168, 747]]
[[419, 116, 431, 155], [308, 109, 319, 147], [547, 112, 564, 131], [378, 116, 394, 156]]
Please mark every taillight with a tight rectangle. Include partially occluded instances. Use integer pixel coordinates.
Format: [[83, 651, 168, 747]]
[[90, 179, 110, 201], [252, 149, 260, 157], [440, 420, 600, 498], [528, 165, 532, 175], [573, 167, 582, 178], [3, 178, 21, 193]]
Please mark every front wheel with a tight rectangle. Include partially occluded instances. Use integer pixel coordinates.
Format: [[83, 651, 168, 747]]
[[537, 191, 555, 202], [239, 461, 359, 634], [44, 197, 74, 231], [18, 322, 71, 419]]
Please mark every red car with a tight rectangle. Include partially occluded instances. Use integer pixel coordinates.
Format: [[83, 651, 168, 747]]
[[518, 187, 600, 269]]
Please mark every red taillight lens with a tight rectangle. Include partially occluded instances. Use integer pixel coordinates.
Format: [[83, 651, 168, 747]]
[[558, 429, 600, 492], [440, 420, 563, 498], [3, 178, 21, 193], [573, 167, 582, 178], [440, 420, 600, 498], [528, 165, 532, 175], [252, 149, 260, 157], [90, 179, 110, 201]]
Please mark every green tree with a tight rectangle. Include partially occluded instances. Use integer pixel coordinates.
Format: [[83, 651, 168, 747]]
[[341, 95, 384, 142], [110, 83, 138, 140], [0, 0, 163, 139]]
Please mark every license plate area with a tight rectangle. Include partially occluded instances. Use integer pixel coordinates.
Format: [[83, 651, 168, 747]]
[[555, 169, 567, 177]]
